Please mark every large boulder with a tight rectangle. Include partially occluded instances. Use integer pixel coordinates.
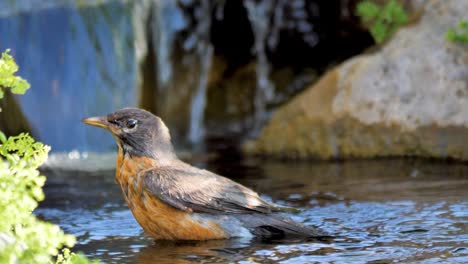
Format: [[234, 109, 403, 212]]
[[247, 0, 468, 160]]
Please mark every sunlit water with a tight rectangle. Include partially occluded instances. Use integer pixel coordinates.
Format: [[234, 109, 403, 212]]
[[38, 153, 468, 263]]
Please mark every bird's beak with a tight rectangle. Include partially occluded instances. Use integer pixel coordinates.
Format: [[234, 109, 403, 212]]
[[81, 116, 109, 130]]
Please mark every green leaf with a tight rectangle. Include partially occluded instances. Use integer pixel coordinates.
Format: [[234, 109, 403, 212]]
[[10, 78, 30, 95], [357, 1, 380, 22], [458, 20, 468, 30], [446, 20, 468, 44], [0, 131, 6, 143], [446, 28, 457, 42], [356, 0, 408, 44], [0, 50, 30, 97], [371, 20, 388, 43]]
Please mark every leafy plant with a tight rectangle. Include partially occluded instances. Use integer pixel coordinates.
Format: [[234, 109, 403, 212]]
[[0, 133, 73, 263], [446, 20, 468, 44], [0, 50, 97, 263], [356, 0, 408, 43], [0, 49, 30, 99]]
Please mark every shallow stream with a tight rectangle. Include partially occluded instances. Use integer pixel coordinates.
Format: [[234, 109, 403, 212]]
[[38, 150, 468, 263]]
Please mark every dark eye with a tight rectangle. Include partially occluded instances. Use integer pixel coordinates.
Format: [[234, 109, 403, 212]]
[[126, 119, 138, 129]]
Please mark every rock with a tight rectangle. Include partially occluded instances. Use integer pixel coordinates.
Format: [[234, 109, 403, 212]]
[[247, 0, 468, 160]]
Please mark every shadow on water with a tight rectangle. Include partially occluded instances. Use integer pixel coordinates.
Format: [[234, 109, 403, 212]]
[[38, 145, 468, 263]]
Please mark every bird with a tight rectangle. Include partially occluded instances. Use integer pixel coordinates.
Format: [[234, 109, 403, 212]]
[[82, 108, 326, 241]]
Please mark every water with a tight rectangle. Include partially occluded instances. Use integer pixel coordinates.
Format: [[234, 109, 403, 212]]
[[244, 0, 276, 132], [151, 0, 187, 88], [38, 154, 468, 263], [0, 1, 139, 152], [188, 1, 214, 143], [0, 1, 372, 151]]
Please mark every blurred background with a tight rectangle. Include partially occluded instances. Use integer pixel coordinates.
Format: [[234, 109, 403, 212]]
[[1, 0, 466, 161], [1, 0, 466, 162], [0, 0, 376, 153]]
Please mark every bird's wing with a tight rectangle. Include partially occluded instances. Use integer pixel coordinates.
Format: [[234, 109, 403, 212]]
[[141, 165, 287, 214]]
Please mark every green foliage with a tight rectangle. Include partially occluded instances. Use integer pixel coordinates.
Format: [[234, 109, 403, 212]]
[[0, 133, 76, 263], [446, 20, 468, 44], [0, 49, 30, 99], [0, 50, 98, 264], [357, 0, 408, 43]]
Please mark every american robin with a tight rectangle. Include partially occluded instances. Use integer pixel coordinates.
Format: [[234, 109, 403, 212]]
[[82, 108, 325, 240]]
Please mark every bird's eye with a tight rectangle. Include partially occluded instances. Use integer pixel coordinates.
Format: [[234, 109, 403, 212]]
[[126, 119, 138, 129]]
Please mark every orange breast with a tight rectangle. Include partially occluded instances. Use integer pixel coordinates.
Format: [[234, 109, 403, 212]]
[[115, 152, 228, 240]]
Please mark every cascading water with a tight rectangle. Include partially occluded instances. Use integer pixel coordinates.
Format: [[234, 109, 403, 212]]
[[152, 0, 186, 89], [188, 1, 214, 143], [0, 1, 138, 152], [0, 0, 369, 153], [149, 0, 217, 144], [132, 0, 151, 70], [244, 0, 276, 132], [243, 0, 317, 134]]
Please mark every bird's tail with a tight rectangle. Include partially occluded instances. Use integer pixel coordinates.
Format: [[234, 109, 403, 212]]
[[238, 213, 330, 240]]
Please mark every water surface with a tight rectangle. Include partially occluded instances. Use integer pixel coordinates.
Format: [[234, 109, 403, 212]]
[[38, 154, 468, 263]]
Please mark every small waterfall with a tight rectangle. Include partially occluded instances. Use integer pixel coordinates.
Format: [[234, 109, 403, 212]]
[[268, 0, 288, 50], [244, 0, 276, 132], [188, 1, 214, 143], [132, 0, 152, 71], [150, 0, 218, 144], [152, 0, 186, 89], [0, 0, 369, 153], [0, 1, 138, 152], [188, 45, 213, 143]]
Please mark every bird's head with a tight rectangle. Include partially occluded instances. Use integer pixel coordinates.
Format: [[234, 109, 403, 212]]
[[82, 108, 176, 160]]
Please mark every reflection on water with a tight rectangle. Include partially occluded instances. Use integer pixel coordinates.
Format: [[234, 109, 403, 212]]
[[38, 157, 468, 263]]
